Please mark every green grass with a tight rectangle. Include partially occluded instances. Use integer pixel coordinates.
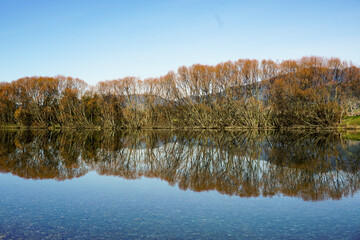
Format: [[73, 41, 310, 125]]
[[342, 115, 360, 126]]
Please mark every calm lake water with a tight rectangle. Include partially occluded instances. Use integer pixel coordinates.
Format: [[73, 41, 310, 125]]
[[0, 130, 359, 239]]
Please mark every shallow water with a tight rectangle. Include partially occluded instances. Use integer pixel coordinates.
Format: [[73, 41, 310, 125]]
[[0, 130, 359, 239]]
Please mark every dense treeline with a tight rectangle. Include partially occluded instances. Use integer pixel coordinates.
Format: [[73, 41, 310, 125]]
[[1, 56, 359, 129], [0, 130, 359, 201]]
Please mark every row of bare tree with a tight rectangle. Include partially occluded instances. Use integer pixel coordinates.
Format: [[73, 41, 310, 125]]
[[1, 56, 359, 128]]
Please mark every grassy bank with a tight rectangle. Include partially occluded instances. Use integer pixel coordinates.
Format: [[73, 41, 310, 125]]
[[340, 115, 360, 129]]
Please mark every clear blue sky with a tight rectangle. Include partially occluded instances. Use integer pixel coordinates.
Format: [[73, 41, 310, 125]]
[[1, 0, 359, 85]]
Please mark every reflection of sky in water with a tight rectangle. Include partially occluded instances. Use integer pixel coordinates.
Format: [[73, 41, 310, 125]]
[[1, 171, 359, 239]]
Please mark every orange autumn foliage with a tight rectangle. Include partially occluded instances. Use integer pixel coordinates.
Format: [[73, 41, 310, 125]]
[[0, 57, 359, 128]]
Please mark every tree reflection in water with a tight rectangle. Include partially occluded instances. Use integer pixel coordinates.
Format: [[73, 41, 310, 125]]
[[0, 130, 359, 201]]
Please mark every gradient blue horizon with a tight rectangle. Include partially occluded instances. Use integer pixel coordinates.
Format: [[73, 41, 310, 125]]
[[1, 0, 359, 85]]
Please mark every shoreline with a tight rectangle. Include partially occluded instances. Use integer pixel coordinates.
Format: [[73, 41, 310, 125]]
[[1, 125, 359, 131]]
